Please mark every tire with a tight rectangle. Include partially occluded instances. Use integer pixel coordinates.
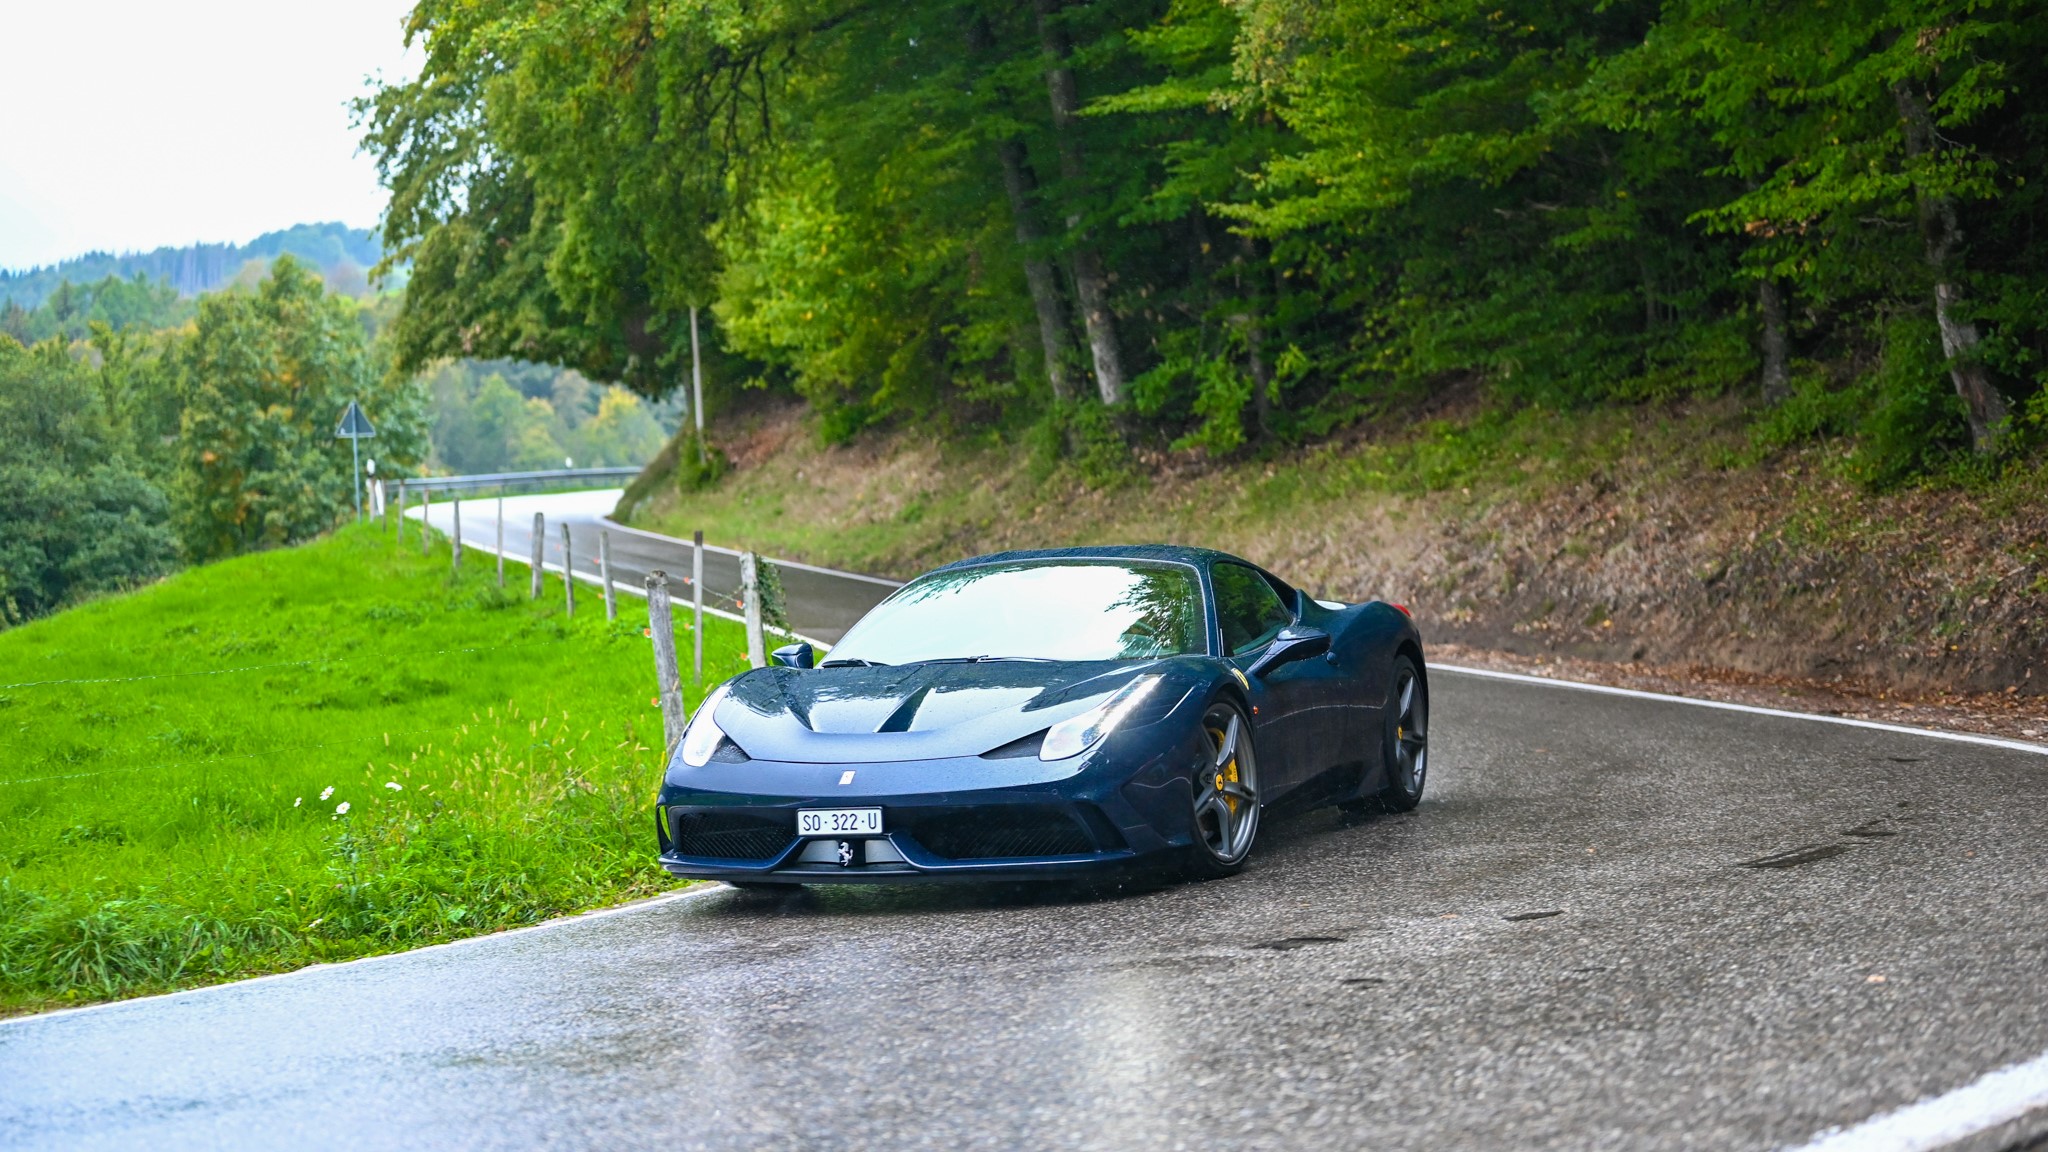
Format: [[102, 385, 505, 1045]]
[[1184, 700, 1262, 879], [1374, 655, 1428, 812]]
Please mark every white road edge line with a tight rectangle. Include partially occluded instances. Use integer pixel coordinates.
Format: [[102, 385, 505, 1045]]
[[1783, 1049, 2048, 1152], [1431, 663, 2048, 757], [0, 884, 729, 1030]]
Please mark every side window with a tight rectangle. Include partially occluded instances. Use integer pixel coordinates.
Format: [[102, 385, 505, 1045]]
[[1212, 564, 1295, 656]]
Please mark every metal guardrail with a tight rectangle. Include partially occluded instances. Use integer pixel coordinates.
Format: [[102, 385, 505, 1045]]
[[402, 467, 641, 495]]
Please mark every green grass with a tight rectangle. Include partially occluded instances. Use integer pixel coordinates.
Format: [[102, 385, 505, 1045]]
[[0, 523, 749, 1016]]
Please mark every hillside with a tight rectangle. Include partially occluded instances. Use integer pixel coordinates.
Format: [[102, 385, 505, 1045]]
[[0, 222, 383, 307], [0, 522, 729, 1014], [623, 399, 2048, 713]]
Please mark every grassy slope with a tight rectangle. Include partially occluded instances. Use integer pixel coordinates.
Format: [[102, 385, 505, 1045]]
[[0, 523, 745, 1016], [632, 399, 2048, 695]]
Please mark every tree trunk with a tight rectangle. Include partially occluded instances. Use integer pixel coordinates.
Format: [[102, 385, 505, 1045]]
[[1242, 312, 1272, 438], [1033, 0, 1126, 405], [966, 10, 1076, 405], [1892, 80, 2008, 453], [1758, 278, 1790, 402], [1236, 233, 1273, 439], [995, 139, 1075, 403]]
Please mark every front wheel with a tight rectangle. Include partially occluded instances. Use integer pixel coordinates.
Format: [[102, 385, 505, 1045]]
[[1184, 701, 1261, 879]]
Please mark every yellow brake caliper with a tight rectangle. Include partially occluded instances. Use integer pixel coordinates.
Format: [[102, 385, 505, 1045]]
[[1209, 727, 1240, 815]]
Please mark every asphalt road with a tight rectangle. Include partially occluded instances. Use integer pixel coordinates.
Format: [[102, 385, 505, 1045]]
[[5, 662, 2046, 1150], [406, 489, 900, 644]]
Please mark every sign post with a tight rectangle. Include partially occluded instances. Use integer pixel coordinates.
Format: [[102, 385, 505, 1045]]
[[334, 401, 377, 521]]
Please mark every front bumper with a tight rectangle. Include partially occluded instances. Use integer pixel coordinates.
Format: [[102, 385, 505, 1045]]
[[654, 730, 1205, 884]]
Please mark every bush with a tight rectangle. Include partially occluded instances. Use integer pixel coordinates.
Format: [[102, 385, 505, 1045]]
[[1850, 314, 1975, 490], [674, 428, 732, 492]]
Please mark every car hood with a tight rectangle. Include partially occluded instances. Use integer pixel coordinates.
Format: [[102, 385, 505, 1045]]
[[714, 660, 1164, 764]]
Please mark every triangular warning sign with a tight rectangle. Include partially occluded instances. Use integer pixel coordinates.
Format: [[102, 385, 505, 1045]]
[[335, 400, 377, 439]]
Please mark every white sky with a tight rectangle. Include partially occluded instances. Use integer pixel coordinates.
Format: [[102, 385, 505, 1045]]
[[0, 0, 421, 272]]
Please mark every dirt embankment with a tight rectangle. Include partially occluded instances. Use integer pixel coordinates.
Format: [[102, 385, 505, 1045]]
[[628, 399, 2048, 729]]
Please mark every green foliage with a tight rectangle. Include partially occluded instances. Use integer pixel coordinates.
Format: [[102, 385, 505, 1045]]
[[0, 339, 179, 623], [673, 428, 731, 493], [363, 0, 2048, 482], [1033, 400, 1134, 489], [754, 558, 790, 635], [0, 275, 191, 346], [0, 523, 739, 1012], [0, 223, 384, 312], [173, 257, 428, 562], [422, 358, 670, 474], [1852, 313, 1976, 489]]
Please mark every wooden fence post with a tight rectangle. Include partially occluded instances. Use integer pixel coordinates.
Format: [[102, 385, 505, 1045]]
[[561, 522, 575, 617], [395, 480, 406, 542], [741, 552, 765, 668], [692, 530, 705, 684], [530, 513, 545, 600], [495, 496, 505, 588], [599, 530, 617, 620], [451, 498, 462, 573], [420, 490, 433, 556], [647, 571, 686, 754]]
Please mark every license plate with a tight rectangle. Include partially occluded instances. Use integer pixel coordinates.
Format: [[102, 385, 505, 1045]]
[[797, 807, 883, 837]]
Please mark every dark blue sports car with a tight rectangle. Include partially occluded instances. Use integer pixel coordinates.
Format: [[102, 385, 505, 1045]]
[[654, 546, 1428, 884]]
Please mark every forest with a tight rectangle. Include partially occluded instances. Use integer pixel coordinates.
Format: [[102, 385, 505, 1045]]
[[0, 223, 385, 310], [0, 258, 672, 624], [359, 0, 2048, 485]]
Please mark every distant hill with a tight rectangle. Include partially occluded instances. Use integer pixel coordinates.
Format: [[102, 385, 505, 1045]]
[[0, 223, 385, 309]]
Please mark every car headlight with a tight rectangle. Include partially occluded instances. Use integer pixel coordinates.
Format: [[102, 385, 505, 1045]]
[[678, 685, 733, 767], [1040, 675, 1162, 761]]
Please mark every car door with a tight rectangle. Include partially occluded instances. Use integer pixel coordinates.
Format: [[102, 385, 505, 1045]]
[[1211, 562, 1319, 793]]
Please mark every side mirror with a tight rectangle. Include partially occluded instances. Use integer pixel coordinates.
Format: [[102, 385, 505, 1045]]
[[771, 642, 815, 669], [1248, 626, 1331, 678]]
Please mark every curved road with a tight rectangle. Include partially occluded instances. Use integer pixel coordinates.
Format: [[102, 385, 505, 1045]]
[[4, 507, 2046, 1151], [404, 489, 898, 644]]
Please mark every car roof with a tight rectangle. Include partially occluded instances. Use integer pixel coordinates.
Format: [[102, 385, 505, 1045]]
[[929, 544, 1270, 579]]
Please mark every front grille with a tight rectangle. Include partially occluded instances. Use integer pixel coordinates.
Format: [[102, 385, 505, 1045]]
[[901, 806, 1096, 860], [672, 810, 793, 861]]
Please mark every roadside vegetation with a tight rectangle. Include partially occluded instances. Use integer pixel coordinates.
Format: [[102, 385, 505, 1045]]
[[0, 522, 740, 1016], [629, 397, 2047, 696]]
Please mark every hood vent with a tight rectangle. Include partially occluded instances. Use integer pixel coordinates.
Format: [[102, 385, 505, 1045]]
[[980, 729, 1047, 760], [875, 684, 933, 733]]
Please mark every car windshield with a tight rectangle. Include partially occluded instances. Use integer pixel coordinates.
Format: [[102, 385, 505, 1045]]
[[825, 560, 1206, 665]]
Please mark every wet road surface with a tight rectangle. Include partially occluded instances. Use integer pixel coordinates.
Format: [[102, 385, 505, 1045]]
[[4, 670, 2045, 1151], [408, 489, 899, 644]]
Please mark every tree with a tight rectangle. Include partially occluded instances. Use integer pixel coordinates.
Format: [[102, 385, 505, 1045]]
[[0, 337, 178, 623], [174, 257, 426, 561]]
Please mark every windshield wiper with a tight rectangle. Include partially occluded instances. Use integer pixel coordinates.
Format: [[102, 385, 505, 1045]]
[[819, 657, 888, 668]]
